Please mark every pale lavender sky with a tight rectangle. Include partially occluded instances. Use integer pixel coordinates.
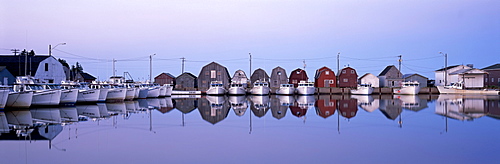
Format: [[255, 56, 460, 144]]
[[1, 0, 499, 81]]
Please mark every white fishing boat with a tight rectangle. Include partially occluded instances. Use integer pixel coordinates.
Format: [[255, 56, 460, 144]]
[[296, 81, 315, 95], [50, 83, 78, 105], [276, 95, 295, 106], [6, 85, 33, 108], [437, 81, 499, 95], [350, 84, 374, 95], [250, 80, 270, 95], [122, 84, 136, 100], [164, 84, 173, 96], [13, 76, 61, 106], [275, 84, 295, 95], [88, 83, 110, 102], [249, 95, 270, 111], [106, 84, 127, 101], [228, 82, 246, 95], [147, 84, 161, 98], [0, 86, 10, 109], [206, 81, 227, 95], [75, 83, 101, 103], [137, 84, 149, 99], [394, 81, 420, 95], [229, 95, 248, 116], [158, 84, 173, 97], [296, 95, 315, 109]]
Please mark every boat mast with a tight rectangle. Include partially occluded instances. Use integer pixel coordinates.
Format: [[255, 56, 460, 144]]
[[398, 55, 402, 86]]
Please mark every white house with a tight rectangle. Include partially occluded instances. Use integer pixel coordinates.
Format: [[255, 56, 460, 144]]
[[378, 65, 402, 87], [435, 64, 487, 88], [0, 55, 66, 83], [358, 73, 379, 87]]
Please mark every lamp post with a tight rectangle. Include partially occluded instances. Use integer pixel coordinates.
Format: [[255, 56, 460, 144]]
[[49, 43, 66, 56], [439, 52, 448, 86]]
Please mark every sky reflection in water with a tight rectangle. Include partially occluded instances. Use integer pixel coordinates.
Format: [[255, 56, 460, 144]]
[[1, 95, 500, 164]]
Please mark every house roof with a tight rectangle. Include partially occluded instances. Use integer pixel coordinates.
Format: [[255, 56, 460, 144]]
[[435, 65, 460, 71], [402, 73, 428, 79], [80, 72, 96, 80], [0, 66, 6, 72], [177, 72, 197, 79], [449, 68, 487, 75], [482, 63, 500, 70], [359, 73, 376, 79], [379, 65, 398, 76], [0, 55, 52, 77], [155, 72, 176, 79]]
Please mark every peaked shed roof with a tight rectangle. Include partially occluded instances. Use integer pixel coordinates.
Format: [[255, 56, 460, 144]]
[[379, 65, 399, 76], [482, 64, 500, 70], [0, 55, 52, 77]]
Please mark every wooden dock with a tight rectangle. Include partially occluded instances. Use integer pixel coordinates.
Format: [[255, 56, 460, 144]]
[[316, 87, 440, 95]]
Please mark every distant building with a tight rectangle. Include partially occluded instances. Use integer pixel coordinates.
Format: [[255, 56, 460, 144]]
[[154, 72, 176, 85], [338, 67, 358, 88], [358, 73, 379, 88], [0, 66, 15, 85], [197, 97, 230, 124], [314, 66, 336, 88], [435, 64, 487, 88], [250, 68, 270, 87], [378, 65, 402, 87], [403, 73, 428, 87], [0, 55, 66, 83], [176, 72, 197, 91], [197, 62, 231, 91], [270, 96, 287, 120], [289, 68, 308, 87], [175, 98, 198, 114], [482, 63, 500, 87], [269, 66, 288, 89]]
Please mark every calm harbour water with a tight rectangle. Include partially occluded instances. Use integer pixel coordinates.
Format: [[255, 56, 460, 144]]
[[1, 94, 499, 164]]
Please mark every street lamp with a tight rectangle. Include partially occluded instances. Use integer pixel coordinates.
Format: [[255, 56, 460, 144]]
[[49, 43, 66, 56], [439, 52, 448, 86]]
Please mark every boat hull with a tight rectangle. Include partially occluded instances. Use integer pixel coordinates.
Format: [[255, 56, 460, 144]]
[[60, 88, 79, 105], [394, 86, 420, 95], [32, 90, 62, 106], [0, 89, 9, 109], [296, 87, 315, 95], [6, 91, 33, 108], [207, 87, 227, 95], [97, 88, 109, 102], [351, 87, 374, 95], [147, 87, 160, 98], [77, 89, 100, 103], [437, 86, 500, 95], [228, 87, 246, 95], [250, 86, 270, 95], [275, 87, 295, 95], [125, 88, 136, 100], [107, 88, 126, 101]]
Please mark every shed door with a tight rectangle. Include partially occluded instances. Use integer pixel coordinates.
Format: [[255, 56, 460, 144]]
[[324, 80, 329, 87]]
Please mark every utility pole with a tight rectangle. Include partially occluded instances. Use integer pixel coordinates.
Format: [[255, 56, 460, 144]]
[[150, 54, 156, 83], [11, 49, 19, 55], [112, 58, 116, 77], [337, 52, 340, 83], [398, 55, 402, 78], [180, 57, 185, 74], [440, 52, 448, 86]]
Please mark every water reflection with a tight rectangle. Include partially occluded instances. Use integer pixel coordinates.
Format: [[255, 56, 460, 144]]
[[1, 94, 499, 144]]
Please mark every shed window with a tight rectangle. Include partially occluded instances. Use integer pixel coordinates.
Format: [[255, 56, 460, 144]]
[[351, 70, 354, 74], [325, 71, 329, 75], [329, 80, 334, 84], [492, 78, 494, 82], [211, 70, 216, 78], [342, 70, 346, 74], [486, 78, 488, 82], [45, 63, 49, 71], [277, 71, 281, 75], [343, 78, 348, 82]]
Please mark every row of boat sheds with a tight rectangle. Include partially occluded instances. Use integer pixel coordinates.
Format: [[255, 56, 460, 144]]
[[2, 60, 500, 109]]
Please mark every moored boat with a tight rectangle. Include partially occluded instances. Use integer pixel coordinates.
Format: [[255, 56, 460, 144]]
[[437, 81, 499, 95], [6, 85, 33, 108], [88, 83, 110, 102], [275, 84, 295, 95], [394, 81, 420, 95], [228, 82, 246, 95], [106, 84, 127, 101], [76, 83, 101, 103], [250, 80, 270, 95], [53, 84, 78, 105], [350, 84, 374, 95], [0, 86, 10, 109], [296, 81, 315, 95], [206, 81, 227, 95]]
